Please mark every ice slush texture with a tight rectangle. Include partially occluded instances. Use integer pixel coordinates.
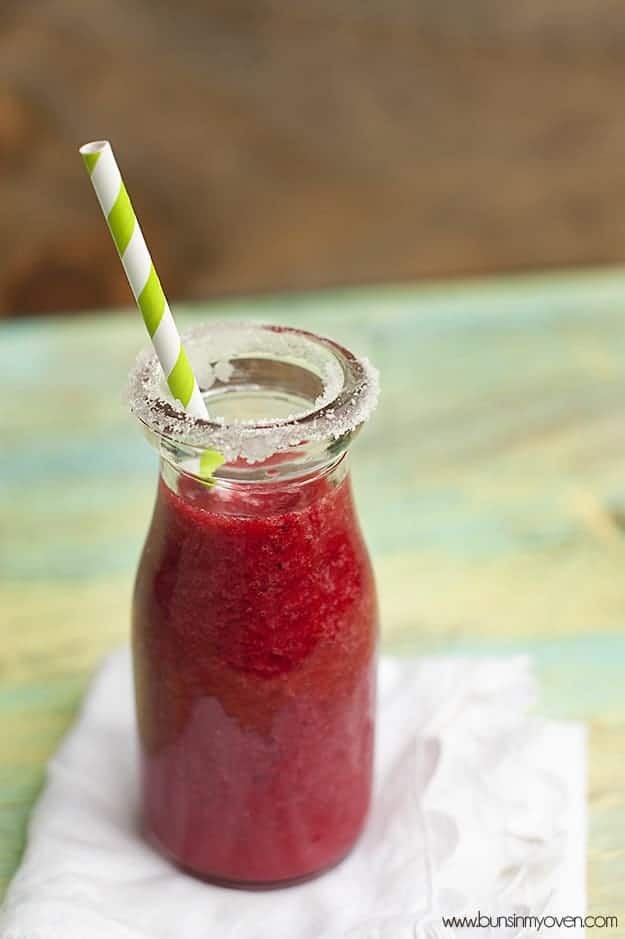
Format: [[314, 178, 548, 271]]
[[132, 469, 378, 885]]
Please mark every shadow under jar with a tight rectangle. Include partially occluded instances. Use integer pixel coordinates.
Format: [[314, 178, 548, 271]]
[[129, 322, 379, 888]]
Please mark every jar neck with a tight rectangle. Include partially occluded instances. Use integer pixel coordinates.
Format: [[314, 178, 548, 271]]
[[159, 451, 351, 515]]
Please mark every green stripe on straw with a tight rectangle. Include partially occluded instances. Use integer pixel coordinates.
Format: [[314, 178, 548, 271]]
[[108, 184, 135, 255], [81, 150, 101, 175], [168, 348, 195, 407], [138, 266, 166, 337]]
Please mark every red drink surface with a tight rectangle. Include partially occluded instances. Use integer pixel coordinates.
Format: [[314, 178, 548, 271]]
[[132, 466, 378, 885]]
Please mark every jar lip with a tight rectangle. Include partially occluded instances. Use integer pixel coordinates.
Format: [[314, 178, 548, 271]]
[[127, 321, 379, 463]]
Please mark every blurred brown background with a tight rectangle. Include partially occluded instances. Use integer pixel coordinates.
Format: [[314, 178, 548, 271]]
[[3, 1, 625, 318]]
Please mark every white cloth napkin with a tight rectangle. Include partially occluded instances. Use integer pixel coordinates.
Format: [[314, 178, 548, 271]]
[[0, 650, 586, 939]]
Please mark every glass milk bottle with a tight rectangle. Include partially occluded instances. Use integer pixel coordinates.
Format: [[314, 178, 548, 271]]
[[128, 323, 379, 887]]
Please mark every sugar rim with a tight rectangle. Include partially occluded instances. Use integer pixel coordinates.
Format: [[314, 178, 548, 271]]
[[127, 321, 379, 463]]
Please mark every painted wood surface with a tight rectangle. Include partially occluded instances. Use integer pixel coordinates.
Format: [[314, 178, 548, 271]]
[[1, 270, 624, 920]]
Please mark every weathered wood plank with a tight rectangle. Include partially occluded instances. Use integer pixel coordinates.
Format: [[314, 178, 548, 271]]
[[5, 4, 625, 314], [1, 270, 624, 913]]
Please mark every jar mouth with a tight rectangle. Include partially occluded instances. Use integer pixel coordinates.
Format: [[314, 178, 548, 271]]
[[127, 322, 379, 465]]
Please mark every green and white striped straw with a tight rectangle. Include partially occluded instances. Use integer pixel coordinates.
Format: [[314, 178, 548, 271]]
[[79, 140, 207, 418]]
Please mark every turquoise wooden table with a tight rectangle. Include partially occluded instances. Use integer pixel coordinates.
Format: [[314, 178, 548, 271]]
[[1, 270, 624, 921]]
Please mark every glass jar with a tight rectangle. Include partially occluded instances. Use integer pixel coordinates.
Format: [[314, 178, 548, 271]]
[[128, 322, 379, 887]]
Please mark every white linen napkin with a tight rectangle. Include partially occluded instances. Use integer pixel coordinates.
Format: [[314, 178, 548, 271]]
[[0, 650, 586, 939]]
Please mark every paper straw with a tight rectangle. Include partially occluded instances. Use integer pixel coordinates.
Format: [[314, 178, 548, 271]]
[[79, 140, 207, 418]]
